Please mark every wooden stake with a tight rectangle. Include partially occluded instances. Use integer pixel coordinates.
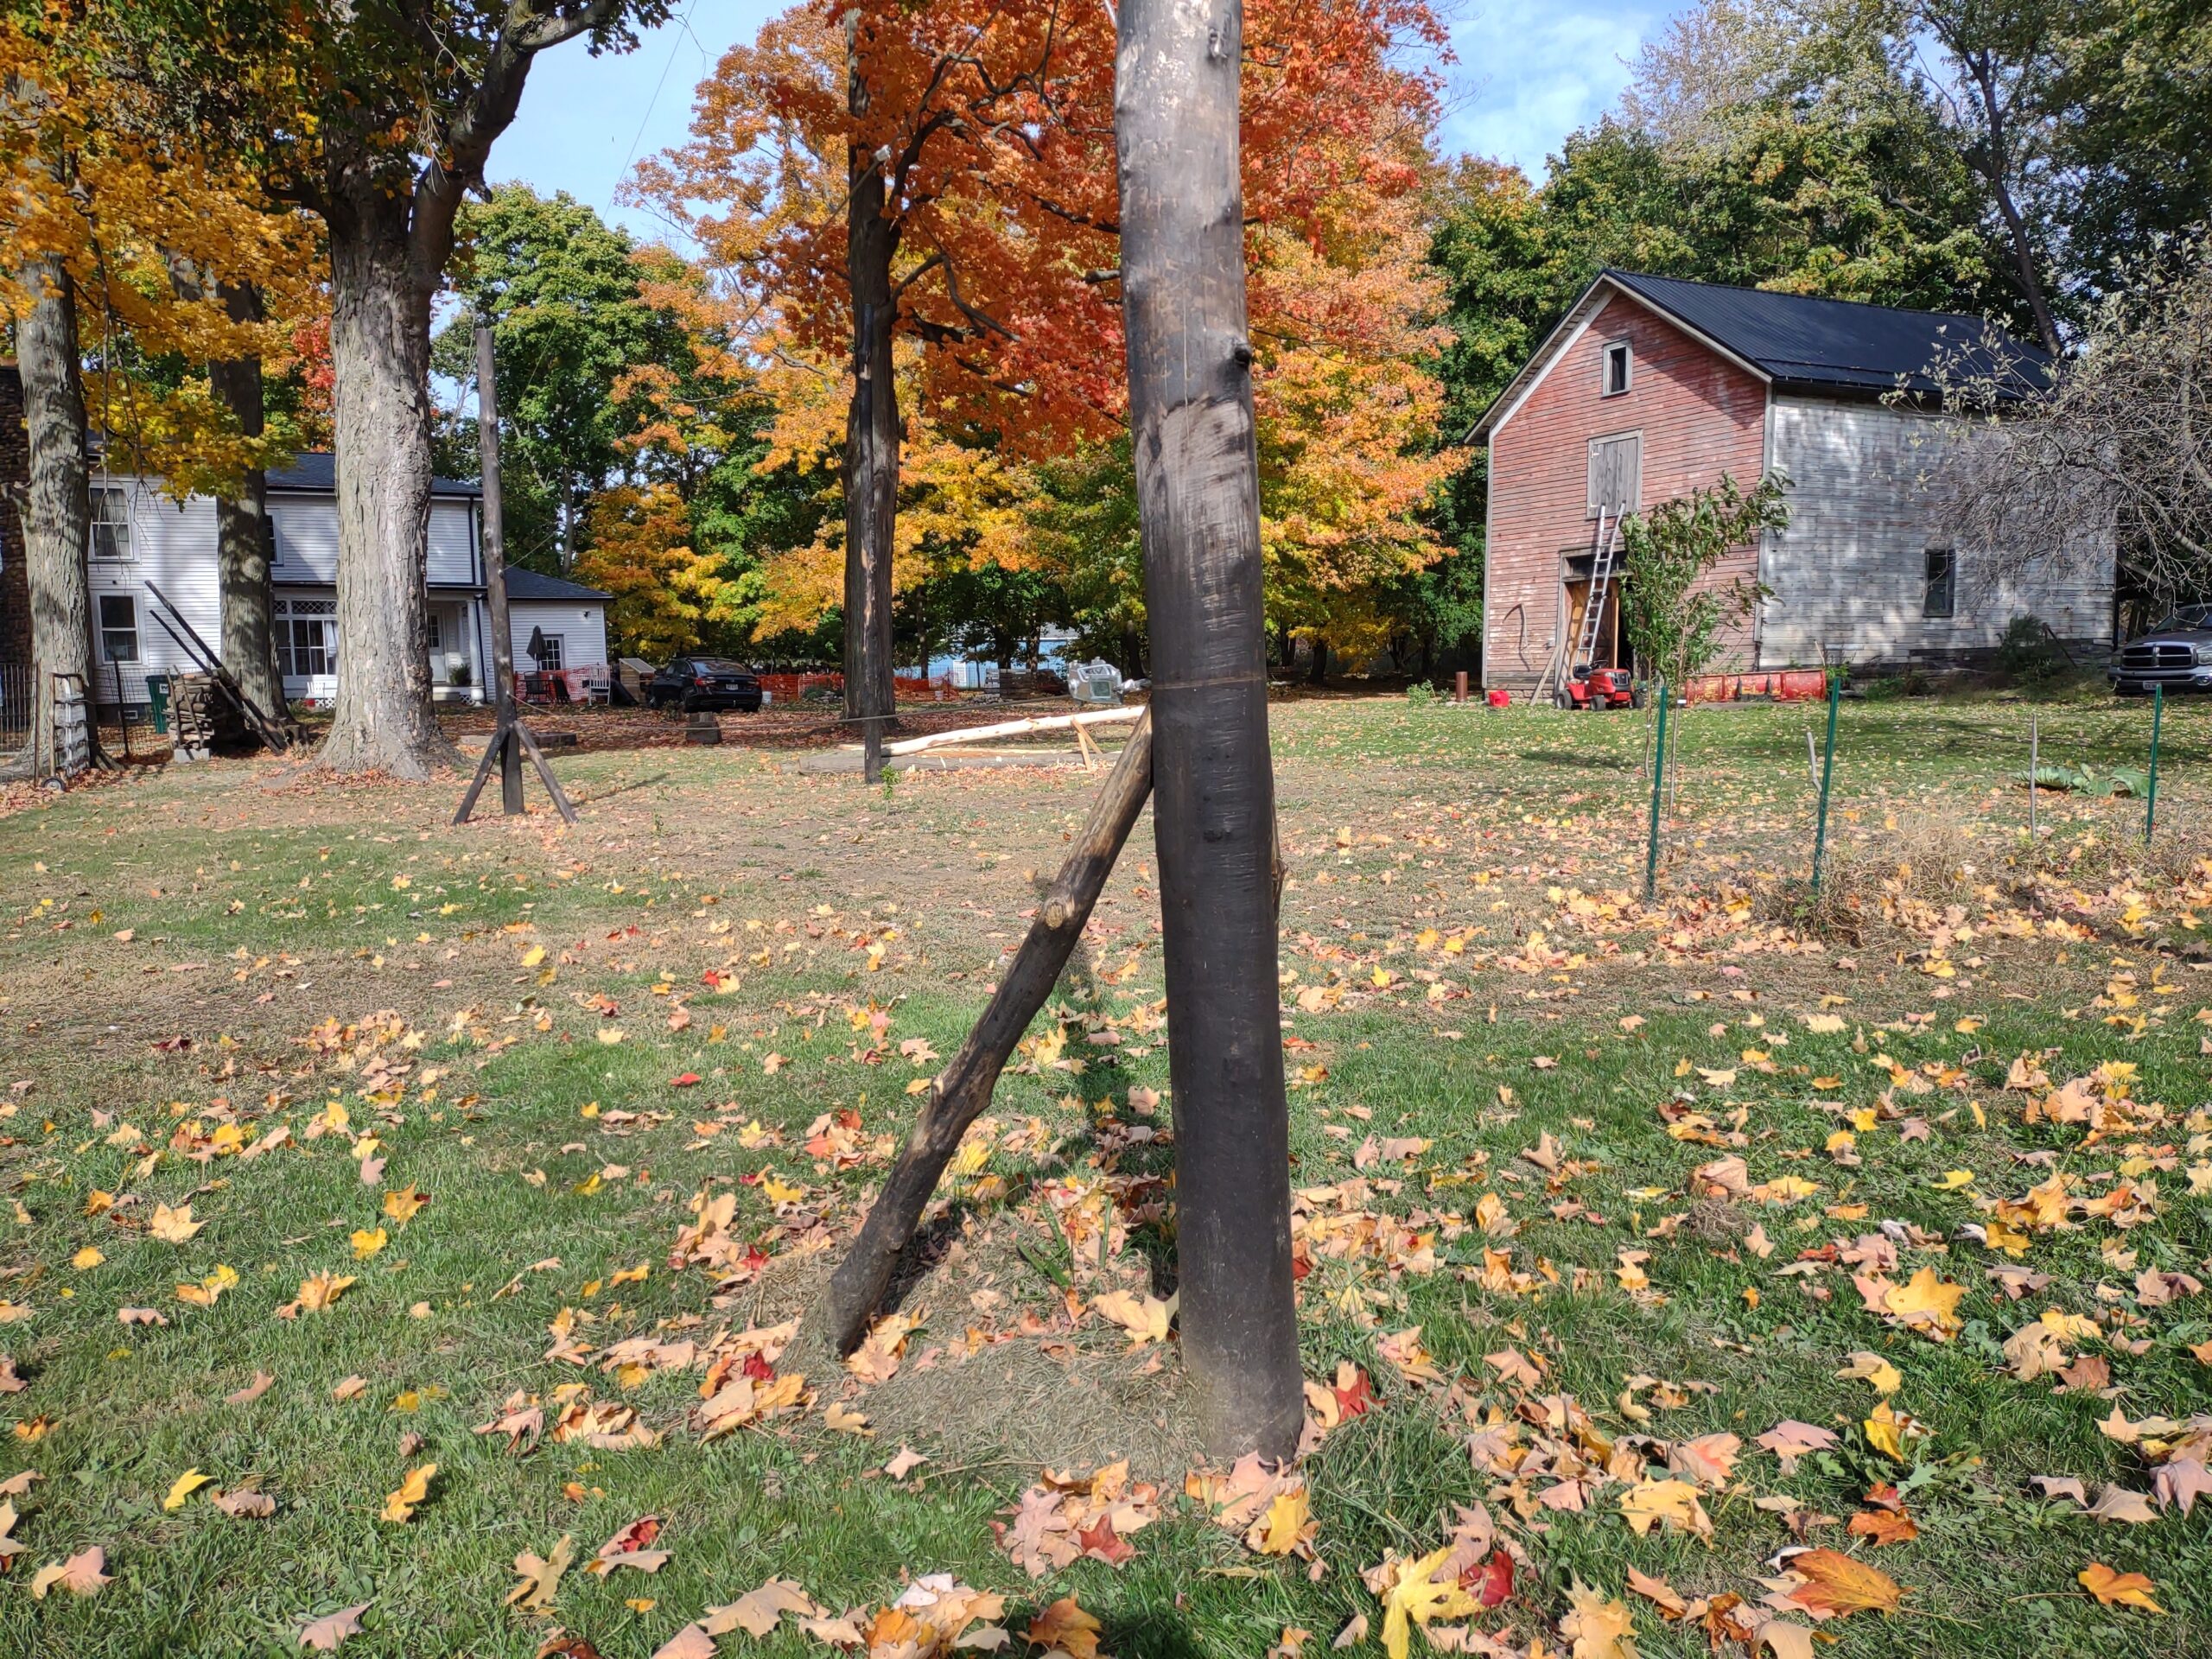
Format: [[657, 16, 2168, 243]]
[[454, 318, 575, 828], [1116, 0, 1303, 1460], [2028, 714, 2038, 850], [808, 713, 1154, 1356]]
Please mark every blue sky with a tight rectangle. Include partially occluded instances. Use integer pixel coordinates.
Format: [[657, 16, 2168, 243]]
[[498, 0, 1657, 244]]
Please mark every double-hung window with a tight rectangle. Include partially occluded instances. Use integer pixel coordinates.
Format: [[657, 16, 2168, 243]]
[[98, 594, 139, 662], [1923, 547, 1957, 619], [89, 486, 131, 561]]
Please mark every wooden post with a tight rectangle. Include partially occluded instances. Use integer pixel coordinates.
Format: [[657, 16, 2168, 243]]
[[809, 715, 1154, 1356], [454, 317, 575, 828], [1810, 666, 1840, 891], [1454, 670, 1468, 705], [1116, 0, 1303, 1460], [2028, 714, 2038, 850], [478, 318, 523, 815], [2145, 684, 2162, 842], [1643, 678, 1669, 900]]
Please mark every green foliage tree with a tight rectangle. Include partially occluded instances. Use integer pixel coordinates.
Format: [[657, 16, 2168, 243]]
[[1618, 471, 1791, 691]]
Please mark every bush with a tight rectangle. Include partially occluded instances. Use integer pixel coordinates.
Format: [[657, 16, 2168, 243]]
[[1996, 614, 2067, 682], [1405, 682, 1437, 707]]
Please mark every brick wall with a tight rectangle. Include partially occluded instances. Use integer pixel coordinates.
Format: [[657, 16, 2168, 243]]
[[1483, 293, 1769, 692], [0, 366, 29, 671]]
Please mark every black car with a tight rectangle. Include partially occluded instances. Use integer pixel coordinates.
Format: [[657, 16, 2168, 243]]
[[2108, 606, 2212, 696], [646, 657, 765, 713]]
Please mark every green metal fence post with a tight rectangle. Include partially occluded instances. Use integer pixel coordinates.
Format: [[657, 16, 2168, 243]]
[[1643, 678, 1669, 901], [1810, 665, 1841, 892], [2145, 683, 2163, 842]]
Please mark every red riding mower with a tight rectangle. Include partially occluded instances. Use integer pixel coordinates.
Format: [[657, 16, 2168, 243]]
[[1554, 666, 1637, 710]]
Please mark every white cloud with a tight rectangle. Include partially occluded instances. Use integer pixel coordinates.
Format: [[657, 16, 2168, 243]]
[[1437, 0, 1655, 177]]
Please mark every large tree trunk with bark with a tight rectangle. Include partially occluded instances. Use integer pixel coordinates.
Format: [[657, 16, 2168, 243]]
[[208, 283, 283, 726], [15, 250, 94, 778], [1116, 0, 1304, 1461], [318, 192, 455, 779], [842, 21, 899, 778], [807, 712, 1154, 1357]]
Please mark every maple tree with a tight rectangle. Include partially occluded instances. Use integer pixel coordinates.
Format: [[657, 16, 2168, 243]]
[[99, 0, 674, 778], [632, 0, 1445, 762]]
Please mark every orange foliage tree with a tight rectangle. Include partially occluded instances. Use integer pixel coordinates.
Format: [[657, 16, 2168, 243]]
[[631, 0, 1447, 715]]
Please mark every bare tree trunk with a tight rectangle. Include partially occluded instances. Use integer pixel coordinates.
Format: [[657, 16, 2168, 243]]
[[318, 192, 454, 779], [842, 21, 899, 779], [15, 249, 93, 778], [208, 283, 284, 726], [808, 712, 1153, 1356], [1116, 0, 1303, 1462], [1961, 46, 2062, 355]]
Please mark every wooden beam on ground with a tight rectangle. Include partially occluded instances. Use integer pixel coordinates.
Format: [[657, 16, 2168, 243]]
[[807, 710, 1154, 1356], [881, 704, 1140, 757]]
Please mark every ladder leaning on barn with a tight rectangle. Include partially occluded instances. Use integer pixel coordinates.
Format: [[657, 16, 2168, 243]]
[[1530, 509, 1624, 706]]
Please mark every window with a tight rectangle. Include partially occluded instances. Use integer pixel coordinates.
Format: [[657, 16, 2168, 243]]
[[1923, 546, 1957, 619], [1602, 340, 1631, 397], [89, 486, 130, 560], [276, 597, 336, 678], [425, 611, 442, 651], [1587, 433, 1641, 518], [98, 594, 138, 662], [534, 633, 565, 671]]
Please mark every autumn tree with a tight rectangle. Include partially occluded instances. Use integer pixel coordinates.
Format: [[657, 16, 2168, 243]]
[[633, 0, 1444, 759], [106, 0, 672, 778]]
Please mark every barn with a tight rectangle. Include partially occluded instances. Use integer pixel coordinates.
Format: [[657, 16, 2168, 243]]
[[1471, 270, 2115, 698]]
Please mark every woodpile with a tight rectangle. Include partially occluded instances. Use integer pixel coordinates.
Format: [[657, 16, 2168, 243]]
[[168, 675, 249, 760]]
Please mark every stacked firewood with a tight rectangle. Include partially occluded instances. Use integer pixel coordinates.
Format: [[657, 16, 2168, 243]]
[[168, 675, 248, 760]]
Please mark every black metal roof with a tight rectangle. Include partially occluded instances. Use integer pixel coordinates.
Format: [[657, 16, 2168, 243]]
[[505, 569, 610, 601], [268, 451, 480, 499], [1603, 270, 2052, 395], [1475, 270, 2052, 439]]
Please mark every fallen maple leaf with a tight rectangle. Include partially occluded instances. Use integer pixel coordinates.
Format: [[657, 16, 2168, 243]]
[[380, 1462, 436, 1524], [297, 1602, 370, 1650], [704, 1576, 821, 1639], [382, 1185, 429, 1227], [1558, 1578, 1638, 1659], [162, 1468, 213, 1511], [1379, 1547, 1478, 1659], [1780, 1548, 1904, 1618], [2078, 1562, 2162, 1612], [1090, 1288, 1176, 1346], [31, 1545, 110, 1599], [149, 1202, 202, 1243], [507, 1534, 576, 1611]]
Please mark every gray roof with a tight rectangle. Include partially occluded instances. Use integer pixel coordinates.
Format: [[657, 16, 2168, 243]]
[[1477, 270, 2052, 439], [505, 568, 610, 601], [268, 451, 480, 499]]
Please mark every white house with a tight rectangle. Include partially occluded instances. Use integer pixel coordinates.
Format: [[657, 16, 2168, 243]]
[[83, 452, 609, 712]]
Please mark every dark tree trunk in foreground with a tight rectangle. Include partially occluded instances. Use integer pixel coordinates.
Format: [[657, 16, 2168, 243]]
[[810, 713, 1154, 1354], [208, 283, 284, 725], [1116, 0, 1303, 1461], [842, 21, 899, 779], [15, 248, 93, 778]]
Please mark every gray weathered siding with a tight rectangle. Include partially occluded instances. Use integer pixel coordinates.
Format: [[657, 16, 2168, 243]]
[[1761, 395, 2113, 668]]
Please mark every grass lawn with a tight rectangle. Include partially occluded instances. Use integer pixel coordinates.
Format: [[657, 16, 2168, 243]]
[[0, 687, 2207, 1658]]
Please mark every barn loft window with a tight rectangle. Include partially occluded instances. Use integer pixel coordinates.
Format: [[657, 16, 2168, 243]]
[[1602, 340, 1631, 397], [1923, 546, 1957, 619], [98, 594, 138, 662], [1587, 432, 1641, 518], [88, 486, 131, 560]]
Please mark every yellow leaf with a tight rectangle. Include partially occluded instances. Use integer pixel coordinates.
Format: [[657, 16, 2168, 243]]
[[1838, 1351, 1902, 1394], [162, 1469, 213, 1511], [1883, 1266, 1966, 1338], [1618, 1478, 1711, 1540], [350, 1227, 388, 1261], [70, 1247, 104, 1270], [382, 1186, 428, 1227], [175, 1264, 238, 1306], [1379, 1548, 1478, 1659], [149, 1202, 202, 1243], [759, 1175, 806, 1205], [520, 945, 546, 969], [381, 1462, 437, 1524], [2078, 1563, 2162, 1612], [1249, 1488, 1310, 1556], [1559, 1578, 1640, 1658]]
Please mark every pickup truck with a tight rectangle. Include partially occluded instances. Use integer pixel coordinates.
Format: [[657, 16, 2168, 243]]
[[2108, 606, 2212, 696]]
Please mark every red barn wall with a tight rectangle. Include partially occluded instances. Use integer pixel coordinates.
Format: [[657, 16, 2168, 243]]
[[1483, 292, 1769, 692]]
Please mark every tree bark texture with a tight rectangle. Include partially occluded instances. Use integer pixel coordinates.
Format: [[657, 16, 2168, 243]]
[[842, 21, 899, 771], [809, 711, 1154, 1356], [208, 283, 284, 726], [14, 250, 94, 777], [1115, 0, 1304, 1461], [318, 192, 455, 779]]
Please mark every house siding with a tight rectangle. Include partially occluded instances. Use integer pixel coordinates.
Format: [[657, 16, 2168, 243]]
[[1483, 292, 1769, 692], [510, 600, 607, 673], [87, 482, 225, 702], [1763, 395, 2114, 667]]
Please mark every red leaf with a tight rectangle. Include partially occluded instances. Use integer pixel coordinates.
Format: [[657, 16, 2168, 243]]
[[1332, 1367, 1375, 1420], [1076, 1514, 1136, 1567], [671, 1073, 702, 1089], [1471, 1550, 1515, 1608], [741, 1352, 776, 1382]]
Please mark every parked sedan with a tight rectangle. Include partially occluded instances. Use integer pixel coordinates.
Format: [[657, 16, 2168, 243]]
[[2108, 606, 2212, 696], [646, 657, 765, 713]]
